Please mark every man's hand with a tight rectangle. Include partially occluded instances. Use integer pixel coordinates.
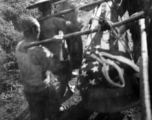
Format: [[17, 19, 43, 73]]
[[99, 19, 112, 31], [53, 30, 64, 40]]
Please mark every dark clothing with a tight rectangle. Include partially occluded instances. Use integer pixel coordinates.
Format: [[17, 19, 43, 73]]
[[24, 86, 61, 120], [39, 17, 83, 70]]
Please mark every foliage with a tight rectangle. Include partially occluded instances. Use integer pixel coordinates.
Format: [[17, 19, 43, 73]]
[[0, 0, 39, 120]]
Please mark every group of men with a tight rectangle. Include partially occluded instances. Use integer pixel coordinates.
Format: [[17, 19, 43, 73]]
[[15, 0, 83, 120], [13, 0, 140, 120]]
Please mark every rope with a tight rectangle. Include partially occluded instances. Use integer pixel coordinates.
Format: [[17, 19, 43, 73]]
[[90, 53, 125, 88]]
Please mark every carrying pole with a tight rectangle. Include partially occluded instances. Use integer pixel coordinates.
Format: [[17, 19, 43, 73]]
[[38, 0, 108, 21], [53, 0, 66, 6], [139, 18, 152, 120], [25, 11, 144, 48], [139, 0, 152, 120]]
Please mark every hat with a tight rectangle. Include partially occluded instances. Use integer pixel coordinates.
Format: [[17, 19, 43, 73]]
[[27, 0, 52, 9]]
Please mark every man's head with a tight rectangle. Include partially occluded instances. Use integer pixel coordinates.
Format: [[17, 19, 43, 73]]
[[21, 16, 40, 41], [27, 0, 53, 16]]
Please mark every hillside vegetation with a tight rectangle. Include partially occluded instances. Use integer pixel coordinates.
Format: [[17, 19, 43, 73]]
[[0, 0, 38, 119]]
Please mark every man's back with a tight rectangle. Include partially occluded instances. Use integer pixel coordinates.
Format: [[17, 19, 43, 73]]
[[16, 40, 54, 93]]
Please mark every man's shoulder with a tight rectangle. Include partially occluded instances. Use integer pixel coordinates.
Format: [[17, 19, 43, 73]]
[[40, 16, 66, 25], [28, 45, 53, 59], [28, 45, 44, 56], [16, 41, 41, 53], [16, 41, 24, 51]]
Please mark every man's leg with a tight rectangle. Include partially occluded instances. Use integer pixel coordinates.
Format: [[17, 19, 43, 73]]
[[24, 91, 46, 120], [45, 86, 61, 120]]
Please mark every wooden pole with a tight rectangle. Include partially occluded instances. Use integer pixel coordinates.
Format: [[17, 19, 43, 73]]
[[25, 11, 145, 48], [38, 0, 108, 21], [53, 0, 66, 6], [139, 0, 152, 120], [139, 18, 152, 120]]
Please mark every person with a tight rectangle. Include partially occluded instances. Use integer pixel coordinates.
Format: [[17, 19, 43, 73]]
[[27, 0, 82, 27], [15, 16, 62, 120], [26, 0, 83, 70]]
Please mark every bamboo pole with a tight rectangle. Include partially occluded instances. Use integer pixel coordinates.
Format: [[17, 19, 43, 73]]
[[53, 0, 66, 6], [38, 0, 108, 21], [139, 18, 152, 120], [139, 0, 152, 120], [25, 11, 145, 49]]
